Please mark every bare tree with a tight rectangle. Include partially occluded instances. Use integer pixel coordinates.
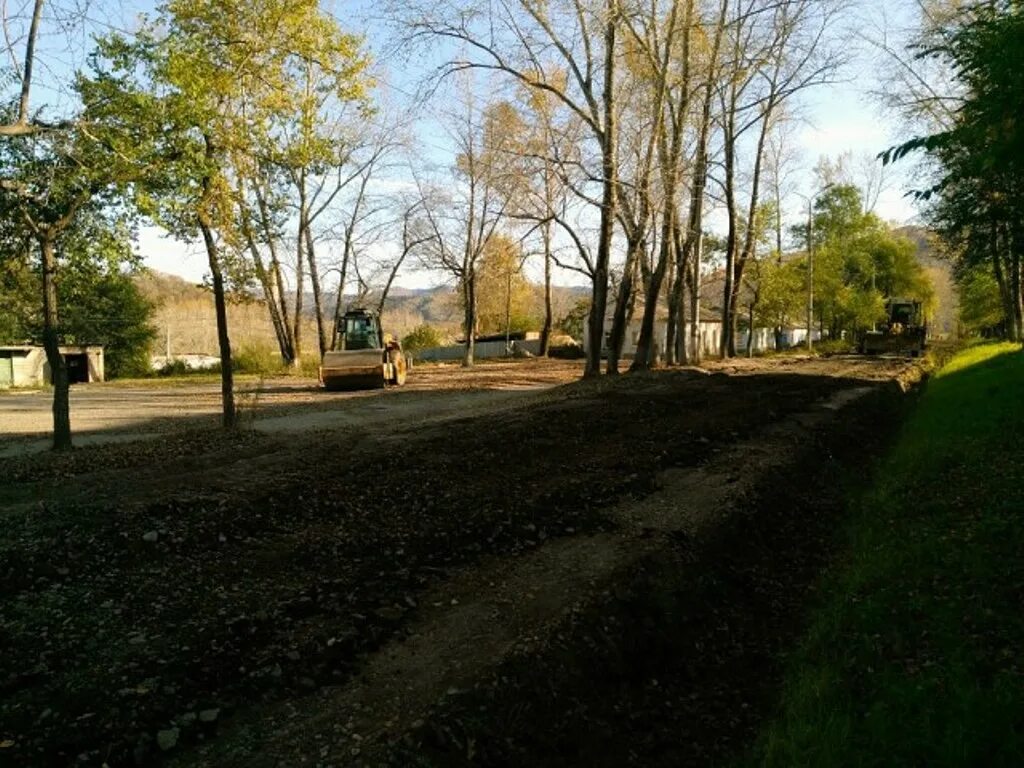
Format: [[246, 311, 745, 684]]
[[375, 198, 436, 318], [413, 91, 514, 366], [503, 75, 583, 356], [622, 0, 698, 372], [395, 0, 623, 376], [717, 0, 847, 357], [671, 0, 730, 367]]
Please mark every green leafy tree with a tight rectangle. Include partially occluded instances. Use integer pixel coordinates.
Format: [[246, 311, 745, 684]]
[[476, 234, 535, 335], [88, 0, 371, 427], [0, 256, 35, 342], [798, 184, 934, 339], [883, 3, 1024, 341], [0, 106, 148, 448], [401, 325, 445, 352], [558, 297, 591, 342], [958, 263, 1005, 336], [2, 211, 158, 378], [755, 258, 805, 347], [60, 274, 157, 379]]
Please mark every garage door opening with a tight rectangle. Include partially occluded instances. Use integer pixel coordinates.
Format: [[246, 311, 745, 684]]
[[63, 354, 90, 384]]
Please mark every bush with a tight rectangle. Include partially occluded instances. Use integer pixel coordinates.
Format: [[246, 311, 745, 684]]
[[557, 298, 590, 342], [549, 343, 586, 359], [232, 345, 282, 374], [402, 324, 445, 352], [156, 348, 320, 379], [813, 338, 855, 356], [157, 359, 202, 377]]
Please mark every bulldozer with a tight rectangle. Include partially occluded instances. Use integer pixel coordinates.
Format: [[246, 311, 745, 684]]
[[859, 298, 927, 357], [319, 308, 408, 390]]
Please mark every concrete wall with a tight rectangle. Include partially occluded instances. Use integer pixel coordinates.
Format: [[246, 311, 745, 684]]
[[150, 354, 221, 371], [736, 328, 776, 354], [85, 348, 104, 382], [777, 328, 823, 348], [583, 319, 831, 359], [11, 349, 46, 387], [416, 339, 543, 362], [584, 319, 733, 360]]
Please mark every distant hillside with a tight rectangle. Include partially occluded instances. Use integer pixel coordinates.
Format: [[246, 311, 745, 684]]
[[136, 271, 318, 358], [365, 282, 589, 339], [137, 270, 590, 357]]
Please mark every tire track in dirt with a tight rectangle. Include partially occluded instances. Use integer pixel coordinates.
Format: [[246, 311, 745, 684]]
[[175, 382, 895, 767], [0, 358, 922, 767]]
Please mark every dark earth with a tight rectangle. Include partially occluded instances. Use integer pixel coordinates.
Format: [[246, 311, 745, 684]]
[[0, 356, 921, 767]]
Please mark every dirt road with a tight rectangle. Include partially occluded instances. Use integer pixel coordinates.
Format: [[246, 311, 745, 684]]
[[0, 356, 922, 767], [0, 360, 584, 457]]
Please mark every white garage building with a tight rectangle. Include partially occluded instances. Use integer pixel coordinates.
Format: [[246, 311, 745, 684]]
[[0, 345, 105, 389]]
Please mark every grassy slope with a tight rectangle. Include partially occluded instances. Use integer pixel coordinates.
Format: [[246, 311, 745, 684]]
[[753, 343, 1024, 767]]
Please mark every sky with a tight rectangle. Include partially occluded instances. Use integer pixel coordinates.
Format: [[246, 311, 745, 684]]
[[18, 0, 927, 288]]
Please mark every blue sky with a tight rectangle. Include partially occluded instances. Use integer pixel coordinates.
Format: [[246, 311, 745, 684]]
[[23, 0, 927, 286]]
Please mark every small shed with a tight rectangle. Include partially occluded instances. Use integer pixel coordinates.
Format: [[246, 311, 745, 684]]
[[0, 345, 105, 388]]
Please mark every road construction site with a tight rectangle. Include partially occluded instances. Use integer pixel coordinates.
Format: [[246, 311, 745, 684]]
[[0, 354, 923, 766]]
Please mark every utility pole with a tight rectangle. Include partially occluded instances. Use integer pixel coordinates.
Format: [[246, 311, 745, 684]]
[[806, 198, 814, 351], [801, 182, 834, 352]]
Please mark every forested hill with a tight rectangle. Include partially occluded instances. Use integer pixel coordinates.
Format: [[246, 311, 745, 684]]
[[134, 271, 587, 356], [135, 271, 463, 357]]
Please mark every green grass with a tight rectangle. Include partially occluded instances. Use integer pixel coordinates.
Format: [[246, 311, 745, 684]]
[[751, 342, 1024, 768]]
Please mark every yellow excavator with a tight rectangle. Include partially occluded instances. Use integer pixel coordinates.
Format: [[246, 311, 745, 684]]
[[319, 308, 408, 390]]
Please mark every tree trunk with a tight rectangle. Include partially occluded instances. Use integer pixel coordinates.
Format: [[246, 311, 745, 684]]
[[292, 174, 307, 368], [462, 272, 477, 367], [689, 232, 703, 365], [252, 179, 295, 362], [39, 235, 71, 450], [729, 100, 773, 360], [747, 301, 756, 357], [200, 222, 236, 429], [607, 238, 640, 374], [721, 133, 737, 358], [992, 225, 1016, 341], [332, 237, 355, 351], [1012, 248, 1023, 343], [674, 210, 689, 365], [242, 217, 291, 363], [633, 219, 673, 371], [632, 0, 692, 372], [1008, 221, 1024, 342], [305, 226, 329, 358], [376, 247, 409, 320], [540, 219, 553, 356], [665, 212, 680, 365], [675, 259, 687, 365], [685, 0, 726, 362], [585, 0, 619, 378]]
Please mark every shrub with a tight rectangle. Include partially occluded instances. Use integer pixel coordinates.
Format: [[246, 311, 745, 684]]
[[549, 343, 586, 359], [232, 345, 282, 374], [402, 324, 444, 352], [157, 359, 198, 377], [814, 338, 855, 356]]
